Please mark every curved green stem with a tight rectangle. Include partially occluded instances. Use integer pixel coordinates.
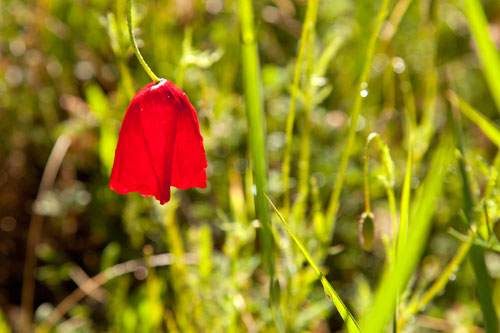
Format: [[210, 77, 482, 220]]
[[127, 0, 161, 83], [325, 0, 391, 233], [363, 133, 396, 230]]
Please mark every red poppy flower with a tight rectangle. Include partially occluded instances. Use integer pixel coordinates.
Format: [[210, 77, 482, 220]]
[[109, 79, 207, 204]]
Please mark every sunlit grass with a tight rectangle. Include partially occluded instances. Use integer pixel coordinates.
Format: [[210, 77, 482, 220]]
[[3, 0, 500, 331]]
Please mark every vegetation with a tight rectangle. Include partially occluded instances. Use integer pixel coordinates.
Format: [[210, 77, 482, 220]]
[[1, 0, 500, 331]]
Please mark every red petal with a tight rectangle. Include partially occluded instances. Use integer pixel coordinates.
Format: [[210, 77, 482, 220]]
[[109, 80, 207, 204], [171, 85, 207, 190]]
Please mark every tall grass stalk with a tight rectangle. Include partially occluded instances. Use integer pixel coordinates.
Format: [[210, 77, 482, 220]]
[[398, 237, 472, 329], [447, 91, 500, 148], [380, 0, 413, 43], [325, 0, 391, 233], [363, 132, 398, 331], [450, 105, 499, 333], [462, 0, 500, 112], [292, 18, 317, 225], [361, 134, 454, 332], [362, 133, 397, 240], [267, 195, 361, 333], [238, 0, 284, 330], [448, 90, 500, 238], [156, 200, 198, 331], [397, 140, 412, 258], [282, 0, 319, 218], [107, 0, 135, 98], [394, 116, 413, 332]]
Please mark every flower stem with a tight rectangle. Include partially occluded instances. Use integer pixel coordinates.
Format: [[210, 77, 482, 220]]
[[325, 0, 390, 233], [127, 0, 161, 83]]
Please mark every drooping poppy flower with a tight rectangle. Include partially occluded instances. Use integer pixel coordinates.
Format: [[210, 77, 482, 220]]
[[109, 79, 207, 204]]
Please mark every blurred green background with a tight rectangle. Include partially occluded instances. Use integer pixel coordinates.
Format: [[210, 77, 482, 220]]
[[2, 0, 500, 331]]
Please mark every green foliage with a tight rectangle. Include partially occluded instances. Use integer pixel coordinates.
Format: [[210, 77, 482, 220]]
[[2, 0, 500, 331], [462, 0, 500, 113]]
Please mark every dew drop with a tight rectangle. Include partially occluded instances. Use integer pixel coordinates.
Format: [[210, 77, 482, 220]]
[[449, 273, 456, 281], [360, 89, 368, 98], [392, 57, 406, 74]]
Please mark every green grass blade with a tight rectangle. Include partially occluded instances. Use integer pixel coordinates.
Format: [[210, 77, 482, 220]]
[[451, 104, 499, 333], [292, 25, 316, 225], [399, 237, 472, 329], [397, 142, 412, 256], [238, 0, 284, 331], [468, 247, 499, 333], [361, 134, 454, 332], [282, 0, 319, 217], [394, 134, 413, 332], [266, 195, 361, 333], [447, 91, 500, 148], [362, 133, 396, 235], [325, 0, 391, 233], [462, 0, 500, 113]]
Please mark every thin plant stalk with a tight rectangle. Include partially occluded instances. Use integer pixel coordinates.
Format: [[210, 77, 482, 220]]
[[361, 134, 454, 332], [362, 133, 397, 238], [20, 135, 72, 332], [397, 141, 412, 253], [447, 90, 500, 148], [462, 0, 500, 113], [451, 104, 499, 333], [363, 132, 398, 332], [127, 0, 161, 83], [282, 0, 319, 217], [175, 25, 193, 90], [449, 229, 500, 253], [292, 22, 316, 225], [156, 201, 199, 331], [380, 0, 413, 43], [325, 0, 391, 233], [109, 0, 136, 98], [109, 7, 136, 100], [238, 0, 284, 330], [267, 195, 361, 333], [38, 252, 196, 331], [447, 90, 500, 238], [394, 120, 413, 332], [398, 238, 472, 329]]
